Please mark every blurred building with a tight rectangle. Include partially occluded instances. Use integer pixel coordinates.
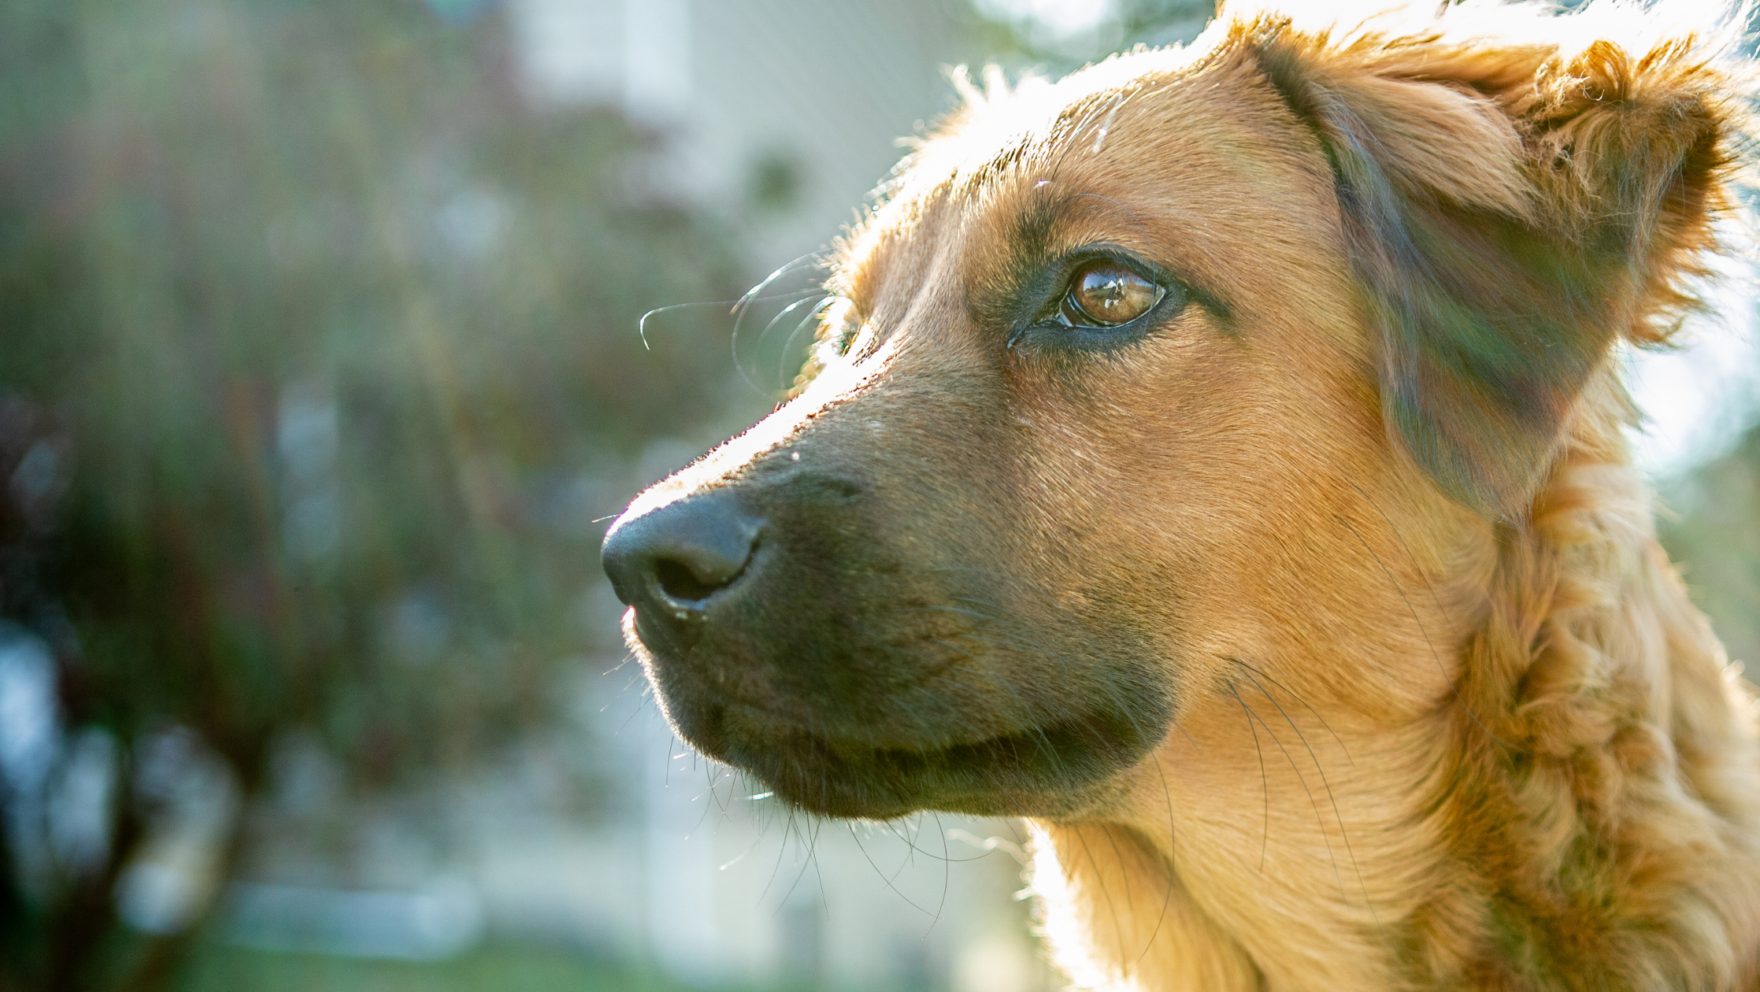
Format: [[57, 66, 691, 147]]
[[509, 0, 987, 264]]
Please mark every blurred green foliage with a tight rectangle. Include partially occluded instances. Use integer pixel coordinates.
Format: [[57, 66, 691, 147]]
[[0, 0, 752, 986]]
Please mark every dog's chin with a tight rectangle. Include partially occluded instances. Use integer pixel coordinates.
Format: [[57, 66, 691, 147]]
[[660, 694, 1167, 820]]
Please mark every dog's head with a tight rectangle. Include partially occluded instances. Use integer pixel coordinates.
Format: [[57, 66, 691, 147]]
[[602, 4, 1741, 820]]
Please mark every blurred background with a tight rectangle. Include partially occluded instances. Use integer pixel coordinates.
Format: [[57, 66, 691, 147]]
[[0, 1, 1755, 990]]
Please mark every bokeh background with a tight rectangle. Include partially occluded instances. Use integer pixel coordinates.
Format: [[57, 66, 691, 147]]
[[0, 1, 1756, 990]]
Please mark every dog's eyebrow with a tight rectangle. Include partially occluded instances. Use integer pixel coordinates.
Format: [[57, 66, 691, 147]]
[[1008, 193, 1068, 262]]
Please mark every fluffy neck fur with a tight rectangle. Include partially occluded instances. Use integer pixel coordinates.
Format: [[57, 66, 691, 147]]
[[1029, 369, 1760, 991]]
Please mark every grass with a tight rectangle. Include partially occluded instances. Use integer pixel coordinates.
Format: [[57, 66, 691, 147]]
[[171, 943, 743, 992]]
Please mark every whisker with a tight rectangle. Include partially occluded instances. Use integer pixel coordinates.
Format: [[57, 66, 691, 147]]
[[774, 296, 835, 390], [847, 823, 936, 917], [688, 765, 723, 835], [1234, 684, 1270, 872], [1074, 826, 1130, 969], [732, 251, 830, 320], [1099, 819, 1137, 921], [1337, 514, 1518, 749], [1235, 665, 1386, 933], [731, 291, 826, 395], [637, 290, 821, 349], [1168, 715, 1199, 748], [757, 293, 828, 376], [761, 808, 798, 902], [1346, 481, 1454, 623], [730, 252, 831, 393], [809, 817, 831, 915], [932, 812, 952, 932], [1135, 751, 1180, 967], [1228, 683, 1347, 905], [1227, 658, 1353, 765], [777, 813, 819, 908], [1236, 673, 1390, 949]]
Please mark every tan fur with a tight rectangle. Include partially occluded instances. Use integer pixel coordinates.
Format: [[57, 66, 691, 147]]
[[1012, 9, 1760, 988], [1032, 371, 1760, 990], [607, 3, 1760, 988]]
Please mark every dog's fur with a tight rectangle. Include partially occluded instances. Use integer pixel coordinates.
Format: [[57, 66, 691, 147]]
[[604, 3, 1760, 988]]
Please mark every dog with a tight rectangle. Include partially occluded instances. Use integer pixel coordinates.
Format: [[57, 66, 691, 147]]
[[601, 3, 1760, 988]]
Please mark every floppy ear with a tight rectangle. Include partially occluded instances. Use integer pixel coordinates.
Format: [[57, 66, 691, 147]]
[[1248, 20, 1740, 518]]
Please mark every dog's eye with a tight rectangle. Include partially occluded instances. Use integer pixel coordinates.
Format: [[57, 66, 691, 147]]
[[1060, 262, 1163, 327]]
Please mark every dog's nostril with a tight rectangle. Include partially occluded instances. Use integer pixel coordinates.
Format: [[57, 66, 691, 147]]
[[655, 554, 739, 603]]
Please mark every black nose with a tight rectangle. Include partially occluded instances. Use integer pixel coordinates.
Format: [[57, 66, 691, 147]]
[[601, 489, 761, 627]]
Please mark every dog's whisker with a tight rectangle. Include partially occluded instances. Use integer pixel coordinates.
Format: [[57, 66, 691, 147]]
[[689, 764, 727, 835], [809, 816, 831, 917], [1134, 751, 1180, 968], [1228, 657, 1353, 765], [1167, 714, 1198, 748], [1338, 514, 1520, 750], [761, 807, 798, 903], [732, 251, 830, 317], [1232, 683, 1271, 873], [846, 823, 937, 918], [878, 822, 919, 886], [1347, 481, 1456, 624], [729, 251, 832, 393], [932, 811, 952, 931], [730, 290, 827, 395], [1088, 90, 1132, 154], [1235, 663, 1389, 946], [775, 811, 822, 910], [1228, 683, 1349, 910], [719, 814, 770, 873], [754, 291, 830, 371], [755, 290, 829, 348], [1072, 826, 1130, 971], [1098, 819, 1138, 922], [637, 289, 822, 350], [774, 295, 836, 391]]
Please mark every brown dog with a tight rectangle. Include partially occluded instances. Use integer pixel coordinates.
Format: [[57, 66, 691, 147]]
[[602, 3, 1760, 988]]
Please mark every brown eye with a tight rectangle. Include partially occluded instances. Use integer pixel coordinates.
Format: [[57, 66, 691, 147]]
[[1062, 261, 1163, 327]]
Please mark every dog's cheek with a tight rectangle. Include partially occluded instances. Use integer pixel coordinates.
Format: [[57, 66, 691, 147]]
[[1002, 320, 1388, 662]]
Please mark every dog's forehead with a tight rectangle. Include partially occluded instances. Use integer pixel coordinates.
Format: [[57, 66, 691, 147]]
[[833, 46, 1324, 327]]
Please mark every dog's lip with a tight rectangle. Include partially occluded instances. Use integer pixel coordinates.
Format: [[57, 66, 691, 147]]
[[680, 697, 1162, 818]]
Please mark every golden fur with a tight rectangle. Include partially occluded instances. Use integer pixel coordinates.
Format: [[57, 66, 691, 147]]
[[604, 3, 1760, 988]]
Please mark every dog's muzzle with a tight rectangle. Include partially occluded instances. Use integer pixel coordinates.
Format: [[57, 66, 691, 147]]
[[598, 448, 1172, 819]]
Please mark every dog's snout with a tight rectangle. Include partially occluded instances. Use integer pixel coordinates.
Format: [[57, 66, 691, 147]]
[[601, 490, 761, 621]]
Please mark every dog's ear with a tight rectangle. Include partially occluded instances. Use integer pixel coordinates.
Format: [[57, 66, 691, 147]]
[[1248, 21, 1739, 518]]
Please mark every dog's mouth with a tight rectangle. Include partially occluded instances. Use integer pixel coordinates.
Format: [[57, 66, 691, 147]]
[[604, 451, 1179, 820], [673, 695, 1169, 819]]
